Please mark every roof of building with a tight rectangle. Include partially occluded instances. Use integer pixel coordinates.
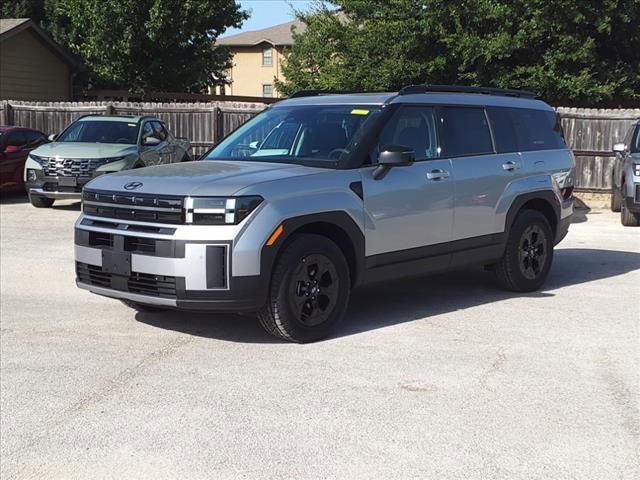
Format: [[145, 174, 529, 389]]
[[217, 19, 304, 47], [0, 18, 81, 69]]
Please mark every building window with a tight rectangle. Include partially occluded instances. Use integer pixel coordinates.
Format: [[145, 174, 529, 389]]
[[262, 84, 274, 98], [262, 47, 273, 67]]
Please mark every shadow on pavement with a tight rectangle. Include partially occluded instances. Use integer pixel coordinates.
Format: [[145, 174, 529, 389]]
[[0, 191, 28, 204], [135, 247, 639, 343]]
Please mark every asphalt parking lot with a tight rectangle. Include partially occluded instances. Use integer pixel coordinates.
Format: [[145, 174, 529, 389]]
[[1, 195, 639, 480]]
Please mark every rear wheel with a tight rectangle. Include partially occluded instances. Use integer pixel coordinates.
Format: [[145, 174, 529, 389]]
[[120, 299, 167, 313], [620, 200, 640, 226], [29, 194, 54, 208], [493, 210, 554, 292], [258, 234, 350, 343]]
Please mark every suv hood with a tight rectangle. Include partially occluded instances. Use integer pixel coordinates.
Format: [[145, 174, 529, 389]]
[[84, 160, 323, 196], [31, 142, 137, 159]]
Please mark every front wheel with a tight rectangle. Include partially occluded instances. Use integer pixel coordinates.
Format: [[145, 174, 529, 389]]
[[29, 194, 54, 208], [493, 210, 554, 292], [611, 185, 622, 212], [621, 201, 640, 226], [258, 234, 350, 343]]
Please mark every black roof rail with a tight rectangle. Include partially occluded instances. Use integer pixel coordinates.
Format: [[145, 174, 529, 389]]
[[398, 84, 537, 99], [289, 89, 383, 98]]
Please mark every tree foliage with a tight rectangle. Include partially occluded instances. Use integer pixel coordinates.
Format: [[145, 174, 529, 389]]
[[278, 0, 640, 106], [3, 0, 247, 93]]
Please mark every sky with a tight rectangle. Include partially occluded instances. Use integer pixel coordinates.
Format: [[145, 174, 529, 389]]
[[221, 1, 322, 37]]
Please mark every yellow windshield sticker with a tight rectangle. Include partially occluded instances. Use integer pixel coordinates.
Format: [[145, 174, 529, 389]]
[[351, 109, 369, 115]]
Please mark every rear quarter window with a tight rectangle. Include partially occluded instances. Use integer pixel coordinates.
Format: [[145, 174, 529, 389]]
[[437, 107, 494, 157], [510, 108, 565, 151]]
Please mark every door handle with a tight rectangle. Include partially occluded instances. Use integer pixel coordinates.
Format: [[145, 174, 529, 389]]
[[426, 169, 450, 180], [502, 161, 521, 171]]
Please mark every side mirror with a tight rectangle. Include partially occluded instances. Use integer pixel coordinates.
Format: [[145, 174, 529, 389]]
[[48, 134, 57, 142], [613, 143, 626, 153], [4, 145, 20, 153], [144, 136, 161, 146], [373, 144, 415, 180]]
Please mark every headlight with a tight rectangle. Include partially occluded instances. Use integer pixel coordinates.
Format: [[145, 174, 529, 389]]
[[29, 154, 48, 164], [634, 163, 640, 176], [187, 196, 263, 225]]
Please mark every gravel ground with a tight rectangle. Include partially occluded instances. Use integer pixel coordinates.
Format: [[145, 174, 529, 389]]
[[1, 195, 639, 480]]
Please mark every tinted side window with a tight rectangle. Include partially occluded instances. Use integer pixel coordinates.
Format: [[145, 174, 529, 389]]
[[631, 124, 640, 154], [487, 107, 518, 154], [510, 108, 565, 151], [25, 130, 45, 147], [141, 122, 155, 142], [438, 107, 493, 157], [375, 106, 439, 162], [152, 121, 168, 141], [6, 131, 27, 147]]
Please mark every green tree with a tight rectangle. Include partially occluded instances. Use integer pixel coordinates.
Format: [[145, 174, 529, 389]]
[[278, 0, 640, 106], [3, 0, 247, 93], [0, 0, 48, 24]]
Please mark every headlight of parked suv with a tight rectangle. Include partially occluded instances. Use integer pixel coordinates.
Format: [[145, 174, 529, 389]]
[[28, 154, 48, 164], [187, 196, 263, 225], [634, 163, 640, 176]]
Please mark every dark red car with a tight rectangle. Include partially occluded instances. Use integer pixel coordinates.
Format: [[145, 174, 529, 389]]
[[0, 126, 48, 192]]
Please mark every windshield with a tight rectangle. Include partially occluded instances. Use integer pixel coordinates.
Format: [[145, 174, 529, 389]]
[[205, 105, 383, 167], [57, 120, 139, 144]]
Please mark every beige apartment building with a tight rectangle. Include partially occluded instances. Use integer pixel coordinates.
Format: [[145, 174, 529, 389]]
[[0, 18, 80, 101], [216, 19, 304, 98]]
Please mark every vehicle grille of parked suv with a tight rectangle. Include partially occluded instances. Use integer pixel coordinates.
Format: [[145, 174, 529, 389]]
[[39, 156, 119, 177], [82, 189, 185, 224], [76, 262, 178, 298]]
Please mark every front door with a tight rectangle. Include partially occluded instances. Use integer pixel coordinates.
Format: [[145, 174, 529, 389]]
[[361, 105, 454, 258]]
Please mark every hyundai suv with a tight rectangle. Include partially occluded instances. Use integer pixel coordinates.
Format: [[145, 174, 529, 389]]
[[25, 115, 191, 208], [611, 120, 640, 226], [74, 85, 574, 342]]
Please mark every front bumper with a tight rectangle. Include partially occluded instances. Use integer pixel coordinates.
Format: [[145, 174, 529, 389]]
[[26, 175, 93, 200], [623, 183, 640, 213], [74, 216, 268, 312]]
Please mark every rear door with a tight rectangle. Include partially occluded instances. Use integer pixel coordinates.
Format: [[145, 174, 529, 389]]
[[442, 106, 522, 240], [361, 105, 454, 258]]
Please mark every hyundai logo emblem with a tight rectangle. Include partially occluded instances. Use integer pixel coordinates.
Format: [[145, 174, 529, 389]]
[[124, 181, 143, 190]]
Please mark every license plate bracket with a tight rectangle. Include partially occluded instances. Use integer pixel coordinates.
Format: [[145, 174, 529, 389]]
[[58, 176, 77, 187], [101, 250, 131, 276]]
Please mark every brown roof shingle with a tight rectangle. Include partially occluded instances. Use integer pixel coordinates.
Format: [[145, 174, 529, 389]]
[[217, 19, 305, 47]]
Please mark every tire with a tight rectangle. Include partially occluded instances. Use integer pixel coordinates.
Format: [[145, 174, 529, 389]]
[[611, 185, 622, 212], [620, 201, 640, 227], [493, 209, 554, 292], [120, 299, 167, 313], [258, 234, 351, 343], [29, 195, 54, 208]]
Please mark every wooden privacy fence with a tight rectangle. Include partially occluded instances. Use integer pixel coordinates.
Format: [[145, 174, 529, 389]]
[[1, 100, 638, 191], [0, 100, 267, 158], [557, 107, 639, 192]]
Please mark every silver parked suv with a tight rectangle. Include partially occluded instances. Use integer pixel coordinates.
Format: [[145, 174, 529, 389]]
[[611, 120, 640, 226], [74, 85, 574, 342]]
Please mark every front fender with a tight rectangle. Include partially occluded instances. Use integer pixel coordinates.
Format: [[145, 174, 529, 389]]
[[232, 188, 364, 278], [95, 155, 138, 173]]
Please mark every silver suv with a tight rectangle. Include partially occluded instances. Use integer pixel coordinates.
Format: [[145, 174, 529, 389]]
[[611, 120, 640, 226], [74, 85, 574, 342]]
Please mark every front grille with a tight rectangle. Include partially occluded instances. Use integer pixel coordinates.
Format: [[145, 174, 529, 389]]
[[76, 262, 177, 298], [43, 183, 83, 193], [83, 189, 185, 224], [42, 157, 116, 177]]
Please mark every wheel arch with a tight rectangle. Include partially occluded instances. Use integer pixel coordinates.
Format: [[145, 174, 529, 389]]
[[261, 212, 365, 288], [505, 191, 560, 238]]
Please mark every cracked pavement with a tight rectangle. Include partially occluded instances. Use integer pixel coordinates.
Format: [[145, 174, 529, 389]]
[[1, 197, 639, 479]]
